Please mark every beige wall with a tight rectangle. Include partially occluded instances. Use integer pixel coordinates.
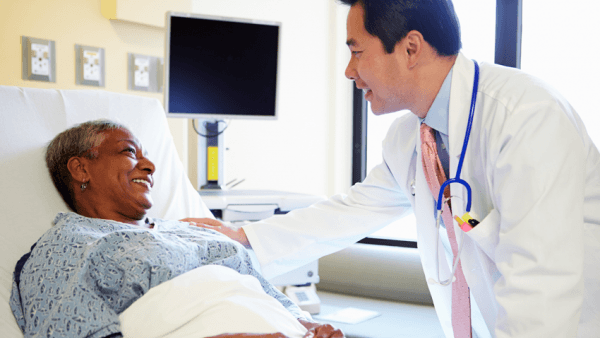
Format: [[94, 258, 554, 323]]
[[0, 0, 189, 171], [0, 0, 354, 197]]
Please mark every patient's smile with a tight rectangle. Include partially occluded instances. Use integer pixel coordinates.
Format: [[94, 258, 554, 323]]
[[132, 178, 152, 189]]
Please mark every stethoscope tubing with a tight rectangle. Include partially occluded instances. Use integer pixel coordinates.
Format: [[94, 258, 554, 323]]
[[432, 60, 479, 287], [436, 60, 479, 213]]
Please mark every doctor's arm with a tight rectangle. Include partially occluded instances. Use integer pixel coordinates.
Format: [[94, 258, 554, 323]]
[[239, 159, 412, 279], [490, 103, 585, 337], [184, 158, 411, 262]]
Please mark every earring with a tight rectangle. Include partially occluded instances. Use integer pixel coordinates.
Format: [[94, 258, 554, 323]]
[[81, 182, 88, 192]]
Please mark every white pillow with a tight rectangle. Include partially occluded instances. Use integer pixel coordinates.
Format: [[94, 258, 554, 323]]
[[120, 265, 308, 338], [0, 85, 212, 337]]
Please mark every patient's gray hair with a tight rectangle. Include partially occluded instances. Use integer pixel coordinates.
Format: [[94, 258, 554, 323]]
[[46, 119, 130, 211]]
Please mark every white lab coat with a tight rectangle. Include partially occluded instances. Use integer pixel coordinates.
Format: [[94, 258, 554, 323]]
[[244, 53, 600, 337]]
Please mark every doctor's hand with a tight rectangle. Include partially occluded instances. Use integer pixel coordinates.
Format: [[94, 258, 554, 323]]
[[181, 217, 251, 248]]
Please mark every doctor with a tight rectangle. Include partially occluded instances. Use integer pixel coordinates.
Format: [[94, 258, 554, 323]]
[[192, 0, 600, 337]]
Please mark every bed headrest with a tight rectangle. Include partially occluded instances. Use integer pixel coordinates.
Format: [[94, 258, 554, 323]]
[[0, 85, 212, 336]]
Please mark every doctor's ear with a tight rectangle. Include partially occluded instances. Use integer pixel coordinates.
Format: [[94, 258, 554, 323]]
[[67, 156, 90, 184], [400, 30, 424, 69]]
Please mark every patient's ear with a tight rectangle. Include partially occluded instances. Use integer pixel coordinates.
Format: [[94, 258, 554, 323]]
[[67, 157, 90, 183]]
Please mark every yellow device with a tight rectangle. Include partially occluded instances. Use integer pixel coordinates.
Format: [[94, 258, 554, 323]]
[[207, 146, 219, 181]]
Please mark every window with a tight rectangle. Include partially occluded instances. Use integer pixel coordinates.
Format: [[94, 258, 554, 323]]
[[364, 107, 415, 242], [520, 0, 600, 146]]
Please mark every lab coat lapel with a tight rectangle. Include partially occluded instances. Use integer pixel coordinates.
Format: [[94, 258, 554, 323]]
[[448, 54, 482, 280], [448, 54, 498, 336], [448, 53, 475, 225], [448, 53, 484, 278], [448, 54, 496, 333]]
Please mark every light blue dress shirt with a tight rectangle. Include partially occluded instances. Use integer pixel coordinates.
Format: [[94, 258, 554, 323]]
[[420, 68, 453, 179]]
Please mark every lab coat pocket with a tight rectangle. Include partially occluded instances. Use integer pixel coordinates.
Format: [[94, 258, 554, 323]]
[[464, 209, 500, 261]]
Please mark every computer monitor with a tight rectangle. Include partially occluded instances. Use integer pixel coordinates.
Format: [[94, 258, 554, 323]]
[[164, 12, 281, 120], [164, 12, 281, 190]]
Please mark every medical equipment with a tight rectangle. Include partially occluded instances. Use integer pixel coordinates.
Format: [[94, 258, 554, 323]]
[[284, 284, 322, 315], [164, 12, 281, 189], [164, 12, 280, 121], [430, 60, 479, 287]]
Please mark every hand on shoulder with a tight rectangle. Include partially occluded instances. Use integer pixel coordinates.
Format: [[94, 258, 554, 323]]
[[180, 217, 251, 248]]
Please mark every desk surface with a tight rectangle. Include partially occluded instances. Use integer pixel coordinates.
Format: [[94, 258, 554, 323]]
[[199, 189, 313, 197], [199, 189, 326, 211], [314, 291, 445, 338]]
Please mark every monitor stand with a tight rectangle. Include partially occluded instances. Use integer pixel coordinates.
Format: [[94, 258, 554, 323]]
[[197, 119, 225, 190]]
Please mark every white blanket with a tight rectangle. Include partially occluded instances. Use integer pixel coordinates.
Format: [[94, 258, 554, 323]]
[[119, 265, 308, 338]]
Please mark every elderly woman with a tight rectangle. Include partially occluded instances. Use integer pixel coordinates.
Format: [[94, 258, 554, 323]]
[[10, 120, 342, 338]]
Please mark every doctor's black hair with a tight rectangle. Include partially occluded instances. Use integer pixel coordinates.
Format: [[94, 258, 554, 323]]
[[339, 0, 462, 56]]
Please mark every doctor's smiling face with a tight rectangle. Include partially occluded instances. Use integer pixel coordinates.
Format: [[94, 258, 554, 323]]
[[344, 3, 418, 116]]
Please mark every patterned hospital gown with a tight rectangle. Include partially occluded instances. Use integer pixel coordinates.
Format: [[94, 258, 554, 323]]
[[10, 212, 305, 338]]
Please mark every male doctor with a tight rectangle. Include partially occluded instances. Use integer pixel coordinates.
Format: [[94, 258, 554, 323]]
[[192, 0, 600, 337]]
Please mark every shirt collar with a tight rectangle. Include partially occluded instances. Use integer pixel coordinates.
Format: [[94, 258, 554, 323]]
[[420, 68, 453, 136]]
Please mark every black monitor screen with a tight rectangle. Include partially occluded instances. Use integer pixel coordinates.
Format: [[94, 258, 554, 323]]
[[165, 13, 280, 119]]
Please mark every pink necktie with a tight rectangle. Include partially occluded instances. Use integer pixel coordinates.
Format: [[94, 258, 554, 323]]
[[420, 123, 472, 338]]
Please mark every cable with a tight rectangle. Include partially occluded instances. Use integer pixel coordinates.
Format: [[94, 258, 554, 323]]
[[191, 119, 230, 138]]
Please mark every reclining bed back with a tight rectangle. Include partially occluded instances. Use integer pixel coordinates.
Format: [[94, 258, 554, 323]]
[[0, 85, 212, 337]]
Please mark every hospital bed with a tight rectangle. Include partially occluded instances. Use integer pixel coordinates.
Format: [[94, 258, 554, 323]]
[[0, 85, 309, 337]]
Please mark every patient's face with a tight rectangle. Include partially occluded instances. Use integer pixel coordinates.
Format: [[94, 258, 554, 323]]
[[85, 128, 156, 222]]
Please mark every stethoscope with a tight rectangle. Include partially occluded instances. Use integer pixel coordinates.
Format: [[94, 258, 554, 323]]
[[429, 60, 479, 287]]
